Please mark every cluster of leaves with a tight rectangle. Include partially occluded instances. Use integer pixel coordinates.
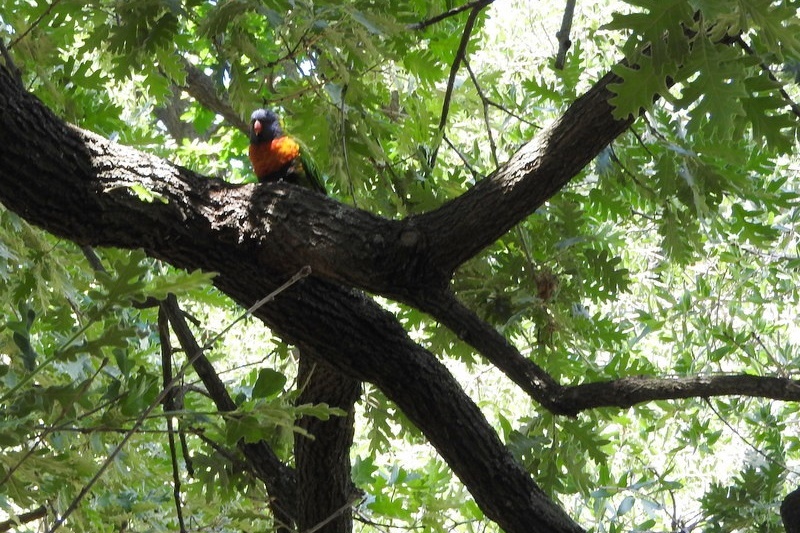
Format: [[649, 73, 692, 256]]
[[0, 214, 209, 529]]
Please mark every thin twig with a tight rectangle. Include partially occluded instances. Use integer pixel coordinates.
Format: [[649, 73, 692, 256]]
[[483, 98, 540, 128], [464, 58, 498, 167], [409, 0, 494, 31], [705, 398, 797, 475], [450, 54, 539, 173], [429, 4, 487, 171], [627, 125, 656, 158], [734, 35, 800, 119], [9, 0, 64, 49], [192, 429, 248, 469], [608, 145, 658, 197], [32, 425, 176, 434], [443, 135, 481, 181], [262, 25, 315, 70], [462, 56, 538, 128], [158, 306, 187, 533], [207, 265, 311, 349]]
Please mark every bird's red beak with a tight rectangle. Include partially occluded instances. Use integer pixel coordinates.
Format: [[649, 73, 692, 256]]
[[253, 120, 263, 136]]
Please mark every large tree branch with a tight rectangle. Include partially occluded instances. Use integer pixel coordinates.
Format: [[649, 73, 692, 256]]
[[558, 374, 800, 415], [419, 289, 563, 407], [0, 67, 636, 312], [179, 57, 249, 133], [412, 289, 800, 416], [4, 54, 800, 410], [0, 65, 584, 533], [4, 45, 798, 528]]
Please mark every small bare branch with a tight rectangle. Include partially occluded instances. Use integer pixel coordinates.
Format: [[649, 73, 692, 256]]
[[419, 289, 562, 408], [0, 505, 47, 533], [8, 0, 63, 50], [705, 398, 794, 474], [178, 58, 248, 133], [464, 58, 498, 167], [409, 0, 495, 31], [429, 4, 488, 171], [158, 306, 187, 533], [555, 0, 577, 70], [443, 134, 481, 181]]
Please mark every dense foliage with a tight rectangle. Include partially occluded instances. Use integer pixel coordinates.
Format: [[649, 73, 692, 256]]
[[1, 0, 799, 532]]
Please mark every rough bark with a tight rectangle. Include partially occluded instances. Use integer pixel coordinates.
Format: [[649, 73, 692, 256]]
[[559, 374, 800, 414], [783, 487, 800, 533], [295, 356, 361, 533], [0, 65, 584, 532]]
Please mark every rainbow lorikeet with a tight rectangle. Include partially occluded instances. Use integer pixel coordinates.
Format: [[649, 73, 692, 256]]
[[248, 109, 326, 194]]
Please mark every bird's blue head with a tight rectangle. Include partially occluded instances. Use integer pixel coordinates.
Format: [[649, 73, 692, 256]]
[[249, 109, 283, 144]]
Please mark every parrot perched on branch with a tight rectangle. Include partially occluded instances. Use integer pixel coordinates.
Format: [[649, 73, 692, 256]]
[[248, 108, 326, 194]]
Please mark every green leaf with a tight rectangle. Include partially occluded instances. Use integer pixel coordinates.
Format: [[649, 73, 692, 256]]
[[295, 403, 347, 421], [141, 268, 216, 301], [127, 183, 168, 204], [609, 56, 675, 119], [673, 35, 749, 139], [350, 10, 384, 35], [252, 368, 287, 399], [603, 0, 695, 70], [617, 495, 635, 516]]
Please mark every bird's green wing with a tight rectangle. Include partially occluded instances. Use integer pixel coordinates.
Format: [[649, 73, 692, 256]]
[[295, 139, 327, 195]]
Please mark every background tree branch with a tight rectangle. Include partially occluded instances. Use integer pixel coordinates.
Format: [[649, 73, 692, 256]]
[[160, 295, 298, 528]]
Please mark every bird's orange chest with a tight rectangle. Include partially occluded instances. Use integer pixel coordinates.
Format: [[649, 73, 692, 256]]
[[249, 137, 300, 180]]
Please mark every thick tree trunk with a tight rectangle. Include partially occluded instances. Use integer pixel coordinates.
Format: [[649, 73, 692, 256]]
[[0, 65, 584, 533], [295, 356, 361, 533]]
